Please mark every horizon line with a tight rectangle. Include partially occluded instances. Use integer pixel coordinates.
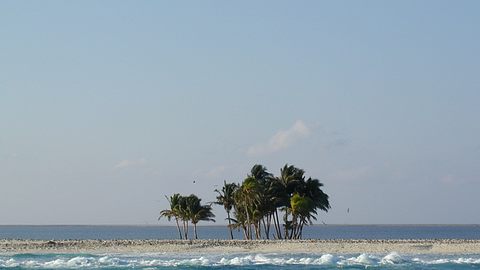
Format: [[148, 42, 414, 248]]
[[0, 223, 478, 227]]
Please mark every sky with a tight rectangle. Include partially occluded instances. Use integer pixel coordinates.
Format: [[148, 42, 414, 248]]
[[1, 1, 479, 225]]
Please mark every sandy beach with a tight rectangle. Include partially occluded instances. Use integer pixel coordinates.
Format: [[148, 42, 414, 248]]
[[1, 239, 480, 254]]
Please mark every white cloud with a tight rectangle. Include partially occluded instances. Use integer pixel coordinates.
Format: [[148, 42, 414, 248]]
[[247, 120, 311, 156], [114, 158, 147, 169]]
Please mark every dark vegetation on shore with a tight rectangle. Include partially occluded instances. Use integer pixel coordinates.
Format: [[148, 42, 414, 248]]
[[159, 164, 330, 240]]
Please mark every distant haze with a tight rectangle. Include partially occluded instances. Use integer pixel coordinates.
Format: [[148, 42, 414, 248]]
[[1, 1, 479, 225]]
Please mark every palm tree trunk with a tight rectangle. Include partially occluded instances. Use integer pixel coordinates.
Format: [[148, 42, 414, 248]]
[[227, 211, 233, 240], [183, 220, 189, 240], [245, 206, 251, 240], [298, 219, 305, 239], [293, 218, 300, 239], [291, 217, 295, 239], [284, 208, 289, 239], [292, 216, 297, 239], [255, 222, 261, 239], [175, 218, 183, 240], [274, 209, 282, 239], [194, 223, 198, 239], [289, 214, 296, 239], [263, 216, 269, 240]]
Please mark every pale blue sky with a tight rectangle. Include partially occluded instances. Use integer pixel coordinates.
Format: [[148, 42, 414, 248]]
[[1, 1, 479, 224]]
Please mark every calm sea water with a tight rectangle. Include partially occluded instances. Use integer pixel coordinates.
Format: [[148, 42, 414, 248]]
[[1, 225, 480, 269], [0, 225, 479, 240]]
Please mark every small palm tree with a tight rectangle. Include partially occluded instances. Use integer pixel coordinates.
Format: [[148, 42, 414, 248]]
[[230, 204, 248, 239], [159, 193, 183, 239], [185, 194, 216, 239], [290, 193, 315, 239], [214, 181, 238, 239], [191, 204, 216, 239]]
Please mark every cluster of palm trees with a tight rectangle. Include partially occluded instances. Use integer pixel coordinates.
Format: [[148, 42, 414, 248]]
[[159, 164, 330, 240], [214, 164, 330, 240], [159, 194, 215, 240]]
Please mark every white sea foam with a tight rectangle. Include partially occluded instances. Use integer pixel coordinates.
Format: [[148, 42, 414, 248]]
[[381, 252, 405, 264], [454, 257, 480, 264], [318, 253, 336, 264], [1, 253, 480, 268], [413, 256, 480, 265], [340, 253, 378, 265]]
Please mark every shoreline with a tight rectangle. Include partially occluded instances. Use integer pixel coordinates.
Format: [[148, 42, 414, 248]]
[[1, 239, 480, 254]]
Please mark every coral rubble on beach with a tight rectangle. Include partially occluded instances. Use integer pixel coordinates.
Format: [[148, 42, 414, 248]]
[[1, 239, 479, 254]]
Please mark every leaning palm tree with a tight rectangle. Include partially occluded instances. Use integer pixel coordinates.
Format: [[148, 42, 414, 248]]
[[214, 181, 238, 239], [191, 204, 216, 239], [159, 193, 183, 239], [185, 194, 216, 239]]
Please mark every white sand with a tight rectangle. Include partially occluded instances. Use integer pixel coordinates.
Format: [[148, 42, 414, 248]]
[[1, 239, 480, 254]]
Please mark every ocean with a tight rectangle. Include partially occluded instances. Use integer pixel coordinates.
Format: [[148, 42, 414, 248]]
[[1, 225, 479, 269], [0, 224, 479, 240]]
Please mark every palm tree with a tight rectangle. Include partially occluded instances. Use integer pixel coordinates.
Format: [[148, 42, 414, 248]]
[[161, 194, 217, 240], [248, 164, 274, 239], [159, 193, 183, 239], [176, 195, 191, 239], [276, 164, 305, 238], [274, 164, 331, 239], [290, 193, 316, 239], [214, 181, 238, 239], [303, 177, 330, 212], [235, 176, 260, 239], [185, 194, 216, 239], [249, 164, 272, 184], [263, 177, 284, 239], [292, 177, 330, 239], [230, 203, 248, 239]]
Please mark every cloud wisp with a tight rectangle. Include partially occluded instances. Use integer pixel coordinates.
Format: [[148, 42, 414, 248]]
[[247, 120, 310, 156], [114, 158, 147, 170]]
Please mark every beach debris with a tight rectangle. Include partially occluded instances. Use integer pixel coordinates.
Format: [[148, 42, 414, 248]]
[[46, 240, 56, 246]]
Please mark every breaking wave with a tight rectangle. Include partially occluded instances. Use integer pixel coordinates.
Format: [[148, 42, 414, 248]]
[[1, 252, 480, 269]]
